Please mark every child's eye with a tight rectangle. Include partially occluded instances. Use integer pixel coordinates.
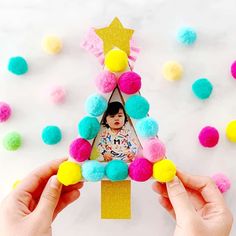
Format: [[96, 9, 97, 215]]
[[118, 115, 123, 117], [110, 115, 114, 118]]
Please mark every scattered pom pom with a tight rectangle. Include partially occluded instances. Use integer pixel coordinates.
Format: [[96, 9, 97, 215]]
[[42, 35, 62, 54], [153, 159, 176, 183], [143, 138, 166, 162], [105, 160, 128, 181], [69, 138, 92, 162], [78, 116, 100, 140], [162, 61, 183, 81], [226, 120, 236, 142], [0, 102, 11, 122], [8, 56, 28, 75], [95, 71, 117, 93], [3, 131, 22, 151], [192, 78, 213, 100], [104, 49, 128, 72], [212, 173, 231, 193], [118, 71, 141, 94], [85, 94, 108, 117], [136, 117, 159, 138], [42, 126, 62, 145], [198, 126, 219, 148], [82, 160, 105, 181], [12, 180, 21, 189], [129, 157, 153, 182], [177, 27, 197, 45], [57, 161, 82, 186], [49, 86, 66, 104], [125, 95, 149, 119], [230, 60, 236, 79]]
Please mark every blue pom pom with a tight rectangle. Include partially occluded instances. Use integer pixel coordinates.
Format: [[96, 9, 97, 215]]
[[136, 117, 159, 138], [125, 95, 149, 119], [42, 126, 62, 145], [177, 27, 197, 45], [105, 160, 128, 181], [192, 78, 213, 100], [85, 94, 108, 117], [82, 160, 105, 181], [78, 116, 100, 140], [8, 56, 28, 75]]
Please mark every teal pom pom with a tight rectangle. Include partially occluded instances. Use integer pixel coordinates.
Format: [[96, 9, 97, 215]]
[[78, 116, 100, 140], [136, 117, 159, 138], [85, 94, 108, 117], [8, 56, 28, 75], [177, 27, 197, 45], [42, 126, 62, 145], [192, 78, 213, 100], [105, 160, 128, 181], [82, 160, 105, 181], [125, 95, 149, 119]]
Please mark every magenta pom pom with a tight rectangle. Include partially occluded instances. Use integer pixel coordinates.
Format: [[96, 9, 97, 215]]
[[0, 102, 12, 122], [230, 60, 236, 79], [212, 173, 231, 193], [118, 71, 141, 95], [50, 86, 66, 104], [69, 138, 92, 162], [143, 138, 166, 162], [129, 157, 153, 182], [198, 126, 219, 148], [95, 71, 117, 93]]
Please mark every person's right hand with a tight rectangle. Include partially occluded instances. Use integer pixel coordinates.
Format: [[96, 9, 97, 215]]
[[152, 170, 233, 236]]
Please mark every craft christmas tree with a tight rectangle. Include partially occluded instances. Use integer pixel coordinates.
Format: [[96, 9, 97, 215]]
[[57, 17, 177, 219]]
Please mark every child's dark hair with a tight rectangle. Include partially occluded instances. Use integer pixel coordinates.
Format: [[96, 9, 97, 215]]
[[102, 101, 128, 128]]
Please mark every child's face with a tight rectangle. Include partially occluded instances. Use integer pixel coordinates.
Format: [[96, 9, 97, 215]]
[[106, 108, 125, 130]]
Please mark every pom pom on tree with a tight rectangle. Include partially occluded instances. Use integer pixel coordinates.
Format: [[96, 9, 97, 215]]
[[3, 131, 22, 151], [69, 138, 92, 162], [198, 126, 219, 148], [95, 71, 117, 93], [226, 120, 236, 142], [129, 157, 153, 182], [41, 126, 62, 145], [162, 61, 183, 81], [136, 117, 159, 138], [0, 102, 12, 122], [177, 27, 197, 45], [230, 60, 236, 79], [118, 71, 141, 94], [42, 35, 62, 54], [212, 173, 231, 193], [105, 160, 128, 181], [192, 78, 213, 100], [57, 161, 82, 186], [8, 56, 28, 75], [82, 160, 105, 181]]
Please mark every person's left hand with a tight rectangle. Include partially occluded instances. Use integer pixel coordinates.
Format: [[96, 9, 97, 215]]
[[0, 158, 84, 236]]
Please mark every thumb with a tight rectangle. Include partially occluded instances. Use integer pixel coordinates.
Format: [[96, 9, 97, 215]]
[[166, 176, 195, 220], [35, 175, 62, 220]]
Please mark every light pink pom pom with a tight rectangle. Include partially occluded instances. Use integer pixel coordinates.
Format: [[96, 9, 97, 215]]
[[50, 86, 66, 104], [212, 173, 231, 193], [95, 71, 117, 93]]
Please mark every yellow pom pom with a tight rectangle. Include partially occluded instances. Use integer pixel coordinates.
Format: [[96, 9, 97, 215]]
[[162, 61, 183, 81], [105, 49, 128, 72], [57, 161, 82, 186], [42, 35, 62, 54], [226, 120, 236, 142], [12, 180, 21, 189], [153, 159, 176, 182]]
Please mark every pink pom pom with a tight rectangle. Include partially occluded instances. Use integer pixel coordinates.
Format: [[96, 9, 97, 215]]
[[231, 60, 236, 79], [49, 86, 66, 104], [212, 173, 231, 193], [118, 71, 141, 95], [129, 157, 153, 182], [143, 138, 166, 162], [198, 126, 219, 148], [0, 102, 11, 122], [95, 71, 117, 93], [69, 138, 92, 162]]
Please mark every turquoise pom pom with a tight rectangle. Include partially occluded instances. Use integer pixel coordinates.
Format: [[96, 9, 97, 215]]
[[177, 27, 197, 45], [8, 56, 28, 75], [85, 94, 108, 117], [136, 117, 159, 138], [125, 95, 149, 119], [42, 126, 62, 145], [82, 160, 105, 181], [78, 116, 100, 140], [105, 160, 128, 181], [192, 78, 213, 100]]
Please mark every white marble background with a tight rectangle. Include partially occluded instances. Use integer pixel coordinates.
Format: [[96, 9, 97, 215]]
[[0, 0, 235, 235]]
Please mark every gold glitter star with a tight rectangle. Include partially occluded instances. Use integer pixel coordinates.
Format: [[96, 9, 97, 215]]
[[95, 17, 134, 55]]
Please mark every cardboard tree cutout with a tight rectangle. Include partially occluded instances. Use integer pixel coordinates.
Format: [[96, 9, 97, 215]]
[[57, 17, 177, 219]]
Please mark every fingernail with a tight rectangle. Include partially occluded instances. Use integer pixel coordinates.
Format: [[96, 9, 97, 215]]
[[50, 176, 61, 189]]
